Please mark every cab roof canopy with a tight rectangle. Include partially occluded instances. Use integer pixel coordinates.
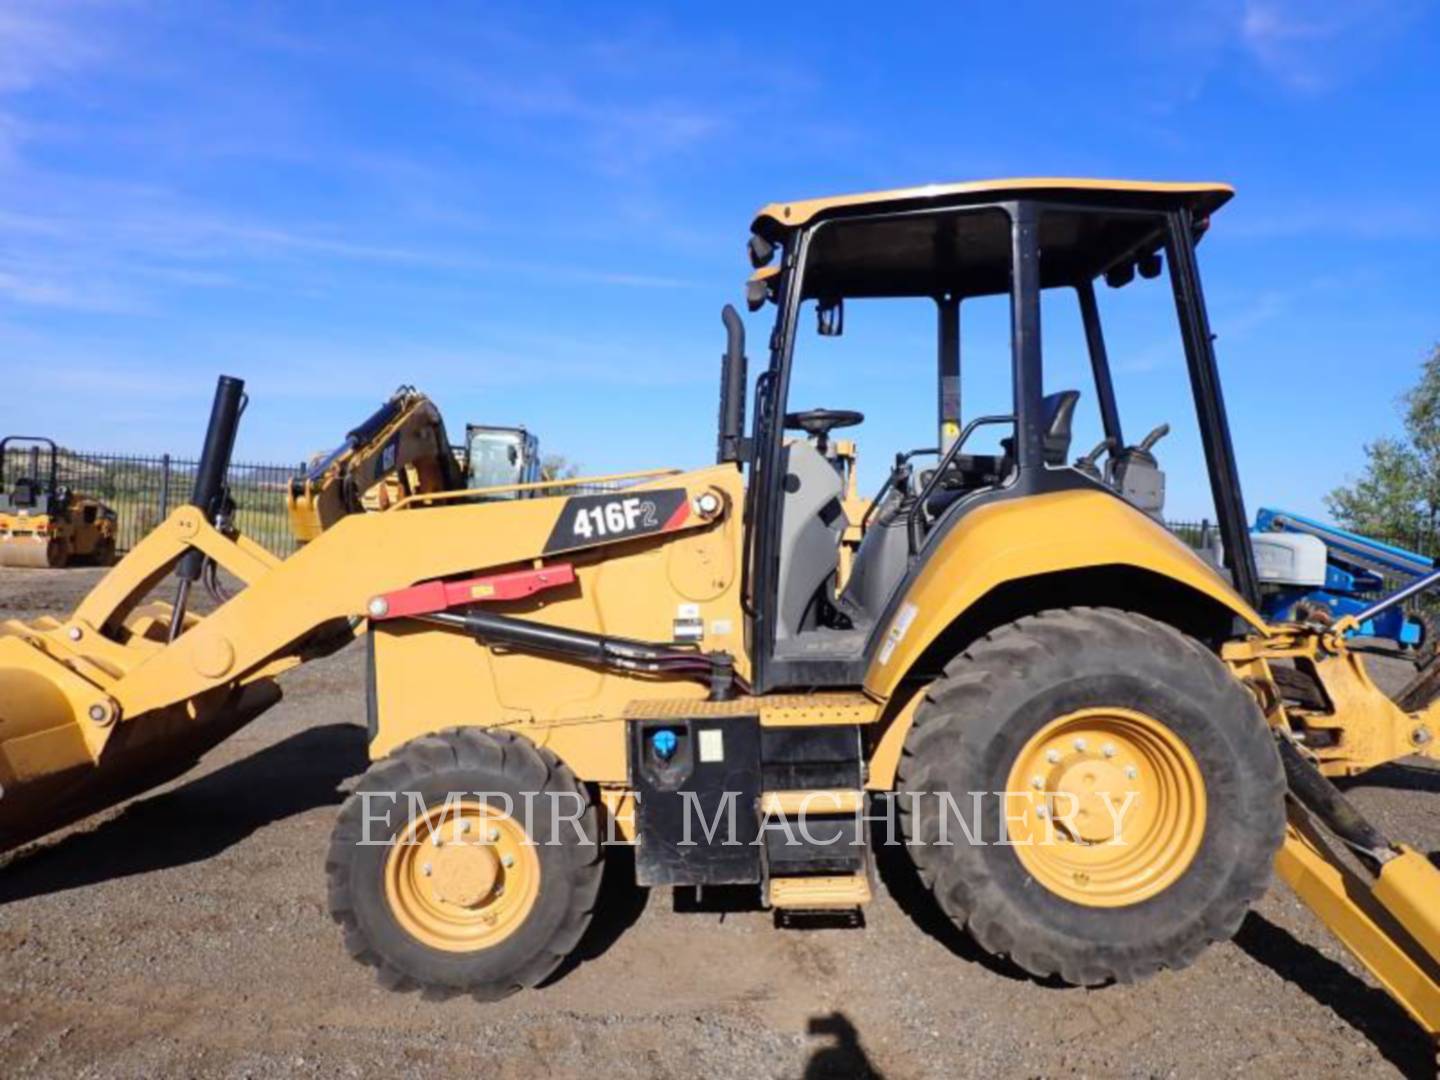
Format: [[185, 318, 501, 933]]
[[751, 178, 1232, 301]]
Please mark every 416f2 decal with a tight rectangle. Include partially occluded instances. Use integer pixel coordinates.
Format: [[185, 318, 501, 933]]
[[543, 489, 689, 554]]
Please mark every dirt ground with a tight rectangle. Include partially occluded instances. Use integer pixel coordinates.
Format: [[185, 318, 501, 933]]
[[3, 566, 1439, 1079]]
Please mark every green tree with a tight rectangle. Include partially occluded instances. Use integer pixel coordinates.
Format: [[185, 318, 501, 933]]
[[1325, 344, 1440, 543], [540, 453, 580, 483]]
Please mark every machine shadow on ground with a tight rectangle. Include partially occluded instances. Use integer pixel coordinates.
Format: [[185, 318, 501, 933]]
[[1233, 911, 1432, 1077], [540, 840, 652, 986], [0, 722, 367, 904], [1339, 760, 1440, 796], [803, 1011, 884, 1079]]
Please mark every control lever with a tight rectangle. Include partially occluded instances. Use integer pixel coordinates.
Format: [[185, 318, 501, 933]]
[[1074, 437, 1115, 481], [1138, 423, 1170, 452], [860, 450, 924, 532]]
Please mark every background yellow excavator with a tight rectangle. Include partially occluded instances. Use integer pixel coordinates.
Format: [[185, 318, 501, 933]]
[[1, 178, 1438, 1048], [286, 387, 547, 541], [0, 436, 117, 569]]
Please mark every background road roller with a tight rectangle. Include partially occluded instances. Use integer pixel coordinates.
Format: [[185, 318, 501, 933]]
[[2, 179, 1439, 1042], [0, 436, 117, 568]]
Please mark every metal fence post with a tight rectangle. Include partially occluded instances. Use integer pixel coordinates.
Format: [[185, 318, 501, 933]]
[[158, 454, 171, 520]]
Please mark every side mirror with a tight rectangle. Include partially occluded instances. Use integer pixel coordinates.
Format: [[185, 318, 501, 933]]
[[748, 232, 776, 269], [747, 265, 780, 312], [817, 297, 844, 337], [716, 305, 750, 465]]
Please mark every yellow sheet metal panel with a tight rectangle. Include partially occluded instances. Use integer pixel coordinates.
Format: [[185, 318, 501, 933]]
[[369, 467, 749, 779], [864, 490, 1263, 699], [753, 177, 1233, 233]]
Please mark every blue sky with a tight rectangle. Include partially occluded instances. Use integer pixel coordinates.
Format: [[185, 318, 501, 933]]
[[0, 1, 1436, 518]]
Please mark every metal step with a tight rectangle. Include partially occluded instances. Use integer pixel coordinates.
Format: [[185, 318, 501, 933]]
[[759, 789, 864, 815], [768, 874, 872, 910]]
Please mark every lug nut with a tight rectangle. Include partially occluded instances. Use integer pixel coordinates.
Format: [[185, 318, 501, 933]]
[[1073, 738, 1087, 752], [502, 854, 515, 868], [1102, 743, 1117, 758], [1035, 804, 1049, 819], [421, 863, 433, 877], [459, 820, 472, 835], [1045, 749, 1061, 764], [487, 828, 500, 843], [1125, 766, 1138, 780], [1030, 775, 1045, 790]]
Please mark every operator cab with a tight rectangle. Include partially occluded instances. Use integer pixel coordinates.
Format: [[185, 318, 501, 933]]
[[464, 425, 541, 496], [716, 180, 1251, 692]]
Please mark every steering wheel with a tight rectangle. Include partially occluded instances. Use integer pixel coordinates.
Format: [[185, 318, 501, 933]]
[[783, 408, 864, 438]]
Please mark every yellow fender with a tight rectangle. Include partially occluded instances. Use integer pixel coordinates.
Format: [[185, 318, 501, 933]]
[[864, 489, 1264, 788]]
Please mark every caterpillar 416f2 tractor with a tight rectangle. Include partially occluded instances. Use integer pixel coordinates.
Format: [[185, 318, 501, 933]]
[[3, 179, 1439, 1038]]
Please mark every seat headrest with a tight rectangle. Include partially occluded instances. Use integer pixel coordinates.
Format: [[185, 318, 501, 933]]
[[1043, 390, 1080, 438], [1041, 390, 1081, 466]]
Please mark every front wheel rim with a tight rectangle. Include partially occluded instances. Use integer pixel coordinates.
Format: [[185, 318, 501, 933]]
[[384, 800, 542, 951], [1004, 707, 1207, 908]]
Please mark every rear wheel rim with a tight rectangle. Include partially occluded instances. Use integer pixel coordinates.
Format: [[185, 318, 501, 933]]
[[384, 800, 542, 951], [1004, 707, 1206, 908]]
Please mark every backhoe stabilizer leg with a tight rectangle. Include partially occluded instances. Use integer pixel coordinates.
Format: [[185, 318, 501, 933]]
[[1274, 737, 1440, 1041]]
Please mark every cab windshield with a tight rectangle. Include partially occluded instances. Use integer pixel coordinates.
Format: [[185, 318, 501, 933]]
[[466, 432, 525, 490]]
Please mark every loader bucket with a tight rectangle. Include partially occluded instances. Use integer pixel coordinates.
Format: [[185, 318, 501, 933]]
[[0, 673, 281, 855], [0, 619, 283, 855]]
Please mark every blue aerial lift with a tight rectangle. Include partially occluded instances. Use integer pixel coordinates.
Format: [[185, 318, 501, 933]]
[[1252, 507, 1435, 649]]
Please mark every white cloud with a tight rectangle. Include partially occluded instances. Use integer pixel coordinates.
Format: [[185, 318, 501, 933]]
[[0, 2, 105, 92], [1238, 0, 1422, 92]]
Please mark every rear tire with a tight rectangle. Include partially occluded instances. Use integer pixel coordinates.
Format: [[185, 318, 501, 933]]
[[897, 607, 1284, 985], [327, 727, 603, 1000]]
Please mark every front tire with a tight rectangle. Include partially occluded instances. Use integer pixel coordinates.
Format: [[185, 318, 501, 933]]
[[327, 727, 603, 1000], [897, 607, 1284, 986]]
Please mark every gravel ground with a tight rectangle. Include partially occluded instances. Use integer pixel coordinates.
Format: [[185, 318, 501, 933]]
[[3, 565, 1439, 1078]]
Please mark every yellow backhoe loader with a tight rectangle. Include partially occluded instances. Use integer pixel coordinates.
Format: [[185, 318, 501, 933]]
[[0, 437, 117, 569], [2, 179, 1439, 1043]]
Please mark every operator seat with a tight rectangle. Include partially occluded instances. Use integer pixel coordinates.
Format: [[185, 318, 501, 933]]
[[999, 389, 1081, 468], [9, 479, 37, 508]]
